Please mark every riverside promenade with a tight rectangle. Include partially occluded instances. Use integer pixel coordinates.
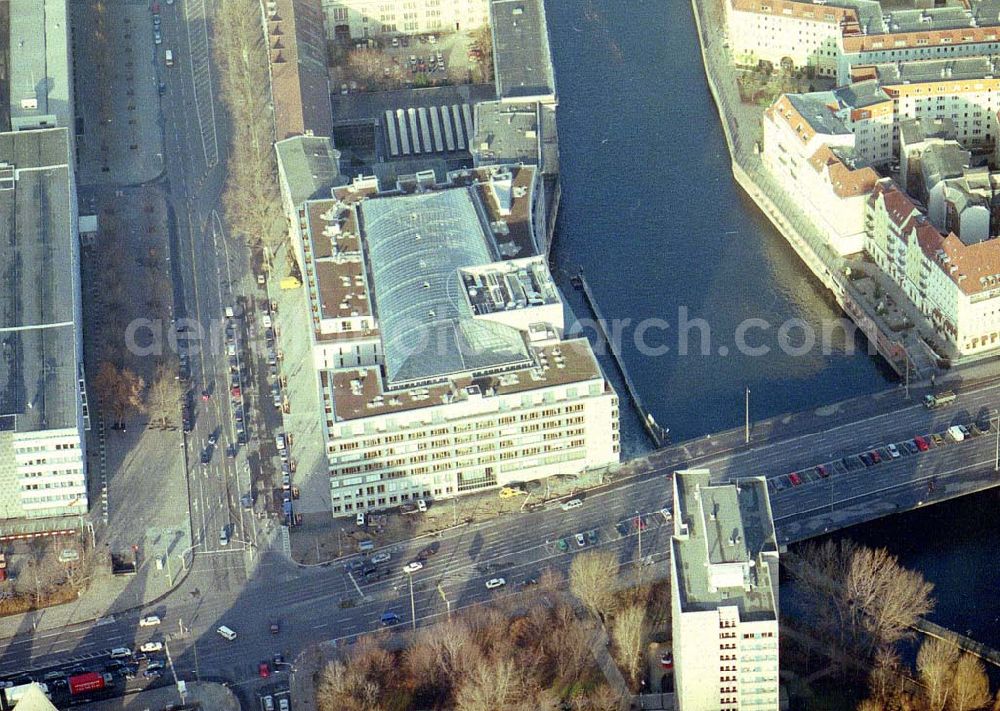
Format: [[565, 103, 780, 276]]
[[688, 0, 941, 380]]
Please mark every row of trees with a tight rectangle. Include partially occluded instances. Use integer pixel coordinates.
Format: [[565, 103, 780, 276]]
[[213, 0, 283, 265], [316, 573, 624, 711], [860, 636, 995, 711], [91, 360, 183, 429]]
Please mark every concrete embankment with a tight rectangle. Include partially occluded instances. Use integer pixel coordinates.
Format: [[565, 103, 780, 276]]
[[688, 0, 928, 378]]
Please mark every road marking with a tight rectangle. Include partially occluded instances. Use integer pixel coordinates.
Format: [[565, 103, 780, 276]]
[[347, 572, 365, 599]]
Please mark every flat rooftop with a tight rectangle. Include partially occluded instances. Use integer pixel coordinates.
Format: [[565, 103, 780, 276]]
[[326, 338, 604, 421], [490, 0, 556, 101], [672, 470, 778, 621], [0, 128, 80, 433], [473, 101, 541, 167], [8, 0, 71, 131], [786, 93, 852, 137]]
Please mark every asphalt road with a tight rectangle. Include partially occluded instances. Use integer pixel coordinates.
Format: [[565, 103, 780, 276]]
[[5, 375, 1000, 692]]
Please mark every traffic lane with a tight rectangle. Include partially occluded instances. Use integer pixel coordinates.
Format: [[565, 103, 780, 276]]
[[772, 436, 995, 523]]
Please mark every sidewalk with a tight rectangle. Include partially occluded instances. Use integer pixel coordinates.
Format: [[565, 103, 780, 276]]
[[75, 681, 240, 710]]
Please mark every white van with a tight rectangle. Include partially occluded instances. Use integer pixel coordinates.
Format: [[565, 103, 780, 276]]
[[216, 625, 237, 641], [164, 49, 174, 67], [110, 647, 132, 659]]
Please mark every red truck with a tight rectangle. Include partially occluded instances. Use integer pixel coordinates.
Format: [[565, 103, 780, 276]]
[[68, 672, 110, 695]]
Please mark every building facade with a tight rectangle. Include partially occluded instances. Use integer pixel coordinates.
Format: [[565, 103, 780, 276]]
[[670, 469, 780, 711], [322, 0, 488, 39], [866, 179, 1000, 354], [294, 167, 619, 516]]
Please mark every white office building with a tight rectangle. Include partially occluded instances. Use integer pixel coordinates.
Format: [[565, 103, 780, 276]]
[[294, 166, 619, 516], [322, 0, 488, 39], [671, 469, 780, 711]]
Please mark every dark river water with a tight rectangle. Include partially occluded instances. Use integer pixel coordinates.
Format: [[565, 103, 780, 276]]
[[543, 0, 1000, 662]]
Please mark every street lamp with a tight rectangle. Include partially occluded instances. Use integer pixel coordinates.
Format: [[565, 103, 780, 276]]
[[406, 571, 417, 631], [636, 510, 643, 562]]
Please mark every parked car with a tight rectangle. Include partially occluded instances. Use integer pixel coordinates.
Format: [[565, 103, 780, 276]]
[[616, 522, 630, 537], [575, 533, 586, 547], [815, 464, 830, 477], [904, 440, 919, 454], [403, 561, 423, 574], [485, 577, 506, 590], [371, 551, 391, 565], [560, 499, 583, 511], [859, 452, 874, 467], [788, 472, 802, 486], [887, 443, 900, 458], [587, 529, 598, 544], [914, 436, 929, 452], [139, 641, 163, 653], [258, 662, 270, 678], [931, 433, 945, 447], [557, 538, 569, 552], [417, 542, 440, 560], [139, 615, 161, 627], [869, 450, 882, 464]]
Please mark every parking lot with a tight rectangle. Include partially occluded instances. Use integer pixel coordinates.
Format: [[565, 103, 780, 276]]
[[329, 30, 490, 94], [770, 417, 996, 495]]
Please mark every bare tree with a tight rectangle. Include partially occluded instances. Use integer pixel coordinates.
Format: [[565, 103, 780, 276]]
[[569, 550, 619, 622], [346, 48, 385, 87], [856, 700, 885, 711], [868, 645, 903, 706], [790, 540, 934, 657], [918, 637, 960, 711], [147, 360, 182, 428], [950, 653, 992, 711], [611, 604, 646, 685], [454, 656, 531, 711], [92, 362, 146, 429], [470, 25, 494, 84]]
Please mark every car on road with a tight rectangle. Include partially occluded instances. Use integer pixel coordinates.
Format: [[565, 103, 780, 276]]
[[380, 612, 401, 626], [371, 551, 391, 564], [139, 615, 161, 627], [560, 498, 583, 511], [200, 448, 211, 465], [273, 652, 285, 666], [485, 577, 506, 589], [201, 389, 210, 401], [153, 14, 160, 27], [154, 29, 162, 44], [557, 538, 569, 552], [575, 533, 586, 547], [208, 430, 219, 446], [258, 662, 270, 678], [788, 472, 802, 486], [914, 436, 929, 452], [139, 641, 163, 653], [417, 542, 440, 560], [403, 561, 423, 574], [887, 443, 900, 459], [158, 82, 166, 96], [270, 620, 280, 634]]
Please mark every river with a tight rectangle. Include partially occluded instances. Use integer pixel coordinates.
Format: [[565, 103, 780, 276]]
[[543, 0, 997, 685]]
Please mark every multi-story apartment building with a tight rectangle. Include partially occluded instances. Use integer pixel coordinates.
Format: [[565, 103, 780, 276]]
[[293, 166, 619, 516], [322, 0, 488, 39], [763, 90, 883, 254], [0, 128, 88, 520], [670, 469, 780, 711], [725, 0, 1000, 84], [725, 0, 874, 77], [853, 57, 1000, 151], [866, 179, 1000, 354]]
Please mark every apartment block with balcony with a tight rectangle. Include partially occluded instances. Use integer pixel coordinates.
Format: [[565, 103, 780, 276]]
[[670, 469, 780, 711], [294, 166, 619, 517]]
